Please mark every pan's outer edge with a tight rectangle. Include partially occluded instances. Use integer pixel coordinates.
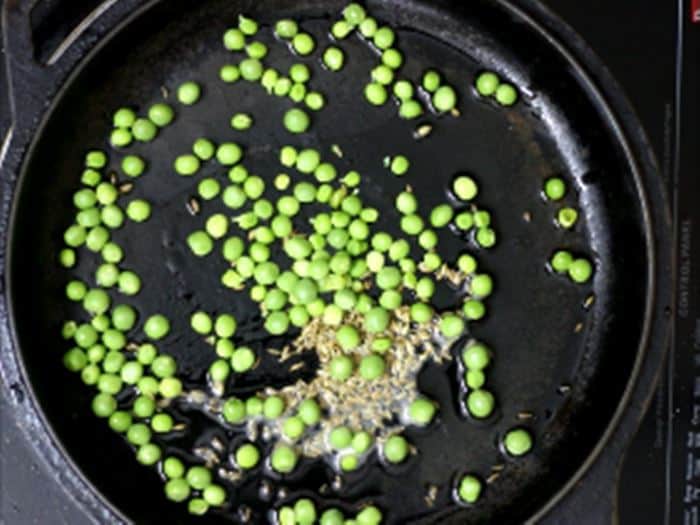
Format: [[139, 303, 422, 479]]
[[0, 1, 672, 524]]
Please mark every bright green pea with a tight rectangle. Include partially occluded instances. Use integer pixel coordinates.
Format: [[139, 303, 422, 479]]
[[383, 435, 408, 463], [409, 398, 437, 425], [359, 354, 385, 380], [177, 82, 201, 105], [323, 46, 345, 71], [223, 28, 245, 50], [292, 33, 315, 55], [476, 71, 500, 96], [283, 108, 311, 134], [458, 475, 483, 503], [568, 258, 593, 283], [271, 445, 298, 473], [504, 428, 533, 456], [275, 19, 298, 39], [365, 83, 388, 105], [495, 83, 519, 106], [467, 389, 495, 419]]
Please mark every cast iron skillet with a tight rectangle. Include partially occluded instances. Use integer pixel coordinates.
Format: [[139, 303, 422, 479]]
[[0, 0, 671, 523]]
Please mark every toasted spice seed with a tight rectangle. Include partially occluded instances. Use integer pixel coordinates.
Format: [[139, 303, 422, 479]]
[[186, 197, 201, 216]]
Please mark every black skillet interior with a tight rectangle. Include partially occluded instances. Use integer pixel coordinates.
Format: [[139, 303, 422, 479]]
[[7, 0, 652, 523]]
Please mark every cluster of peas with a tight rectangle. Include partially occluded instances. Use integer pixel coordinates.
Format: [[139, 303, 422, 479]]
[[542, 177, 593, 284], [277, 499, 382, 525], [60, 149, 239, 514], [54, 1, 564, 521], [173, 126, 498, 474], [474, 71, 519, 107], [331, 3, 459, 118]]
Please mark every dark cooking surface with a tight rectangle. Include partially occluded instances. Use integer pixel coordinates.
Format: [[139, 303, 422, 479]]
[[0, 0, 678, 524]]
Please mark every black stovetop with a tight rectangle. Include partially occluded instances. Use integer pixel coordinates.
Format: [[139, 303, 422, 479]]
[[0, 1, 695, 524]]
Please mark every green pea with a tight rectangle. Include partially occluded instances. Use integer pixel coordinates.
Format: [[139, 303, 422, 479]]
[[315, 162, 337, 183], [148, 103, 174, 127], [504, 428, 533, 456], [165, 478, 190, 503], [557, 207, 579, 229], [359, 16, 377, 37], [282, 416, 305, 440], [210, 359, 231, 384], [323, 46, 345, 71], [293, 150, 320, 175], [476, 71, 500, 96], [433, 85, 457, 113], [568, 258, 593, 283], [289, 82, 307, 102], [273, 76, 294, 96], [550, 250, 573, 273], [544, 177, 566, 200], [223, 27, 245, 50], [125, 199, 150, 223], [235, 443, 261, 469], [390, 155, 410, 176], [422, 70, 441, 92], [298, 398, 321, 425], [332, 324, 357, 350], [382, 48, 403, 69], [246, 41, 267, 59], [365, 83, 388, 105], [216, 142, 243, 165], [440, 314, 465, 338], [470, 274, 494, 298], [305, 91, 325, 111], [400, 214, 424, 236], [221, 397, 245, 424], [110, 128, 132, 148], [409, 398, 436, 425], [113, 107, 136, 128], [467, 389, 495, 419], [275, 19, 298, 39], [265, 311, 290, 335], [94, 182, 116, 206], [410, 303, 433, 323], [177, 81, 201, 105], [458, 475, 483, 503], [453, 175, 478, 201], [271, 445, 298, 473], [239, 58, 263, 81], [321, 508, 345, 525], [63, 348, 87, 372], [357, 506, 383, 525], [372, 65, 394, 85], [143, 314, 170, 340], [332, 20, 353, 39], [383, 435, 408, 463], [392, 80, 414, 101], [292, 33, 315, 55], [108, 410, 132, 433], [187, 230, 214, 257], [395, 191, 417, 215], [220, 64, 240, 83], [495, 83, 519, 106], [134, 345, 156, 366], [329, 355, 354, 381], [295, 498, 317, 525], [92, 393, 117, 418], [462, 342, 491, 370], [359, 354, 385, 380], [343, 2, 366, 24], [120, 361, 143, 385], [373, 26, 395, 49], [173, 154, 199, 176], [476, 227, 497, 248], [132, 118, 158, 142], [231, 347, 256, 372], [283, 108, 311, 134]]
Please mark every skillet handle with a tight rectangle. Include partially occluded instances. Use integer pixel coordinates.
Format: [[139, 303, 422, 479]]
[[1, 0, 144, 127], [2, 0, 61, 125]]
